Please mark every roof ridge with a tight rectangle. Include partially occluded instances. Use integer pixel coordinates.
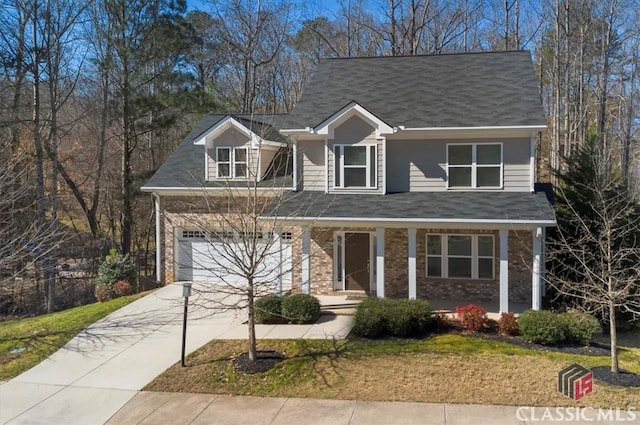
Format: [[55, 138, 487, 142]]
[[319, 50, 529, 62]]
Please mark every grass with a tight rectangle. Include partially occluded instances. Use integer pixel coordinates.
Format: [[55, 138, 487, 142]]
[[0, 292, 147, 380], [145, 334, 640, 408]]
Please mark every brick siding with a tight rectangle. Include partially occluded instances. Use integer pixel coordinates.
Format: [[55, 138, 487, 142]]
[[158, 198, 534, 307]]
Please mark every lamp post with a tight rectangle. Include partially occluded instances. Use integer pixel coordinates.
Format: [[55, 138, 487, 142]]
[[181, 281, 192, 367]]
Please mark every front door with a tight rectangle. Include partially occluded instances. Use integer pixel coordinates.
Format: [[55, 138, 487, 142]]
[[344, 232, 370, 291]]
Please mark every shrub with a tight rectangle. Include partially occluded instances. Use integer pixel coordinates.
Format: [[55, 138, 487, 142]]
[[561, 312, 601, 345], [433, 311, 452, 332], [255, 295, 283, 324], [455, 304, 488, 332], [498, 312, 520, 336], [94, 284, 111, 303], [352, 297, 433, 338], [385, 299, 433, 337], [114, 280, 133, 297], [352, 297, 387, 338], [97, 248, 137, 299], [281, 294, 321, 324], [519, 310, 566, 345]]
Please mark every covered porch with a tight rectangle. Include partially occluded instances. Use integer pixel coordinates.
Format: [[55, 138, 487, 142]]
[[299, 225, 547, 314], [268, 192, 556, 313]]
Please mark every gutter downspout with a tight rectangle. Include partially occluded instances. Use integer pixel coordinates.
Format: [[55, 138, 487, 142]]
[[153, 193, 162, 285]]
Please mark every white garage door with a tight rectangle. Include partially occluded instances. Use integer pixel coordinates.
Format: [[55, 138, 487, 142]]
[[175, 229, 293, 290]]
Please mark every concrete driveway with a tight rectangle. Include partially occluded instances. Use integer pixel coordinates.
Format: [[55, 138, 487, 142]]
[[0, 284, 354, 425]]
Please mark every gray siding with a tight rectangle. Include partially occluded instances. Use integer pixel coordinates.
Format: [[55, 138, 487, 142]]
[[502, 138, 531, 191], [386, 138, 531, 192], [327, 116, 384, 194], [298, 139, 325, 191]]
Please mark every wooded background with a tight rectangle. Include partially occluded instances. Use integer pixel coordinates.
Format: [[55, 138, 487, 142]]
[[0, 0, 638, 315]]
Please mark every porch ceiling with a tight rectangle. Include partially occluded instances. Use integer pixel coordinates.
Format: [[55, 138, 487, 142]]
[[264, 191, 556, 227]]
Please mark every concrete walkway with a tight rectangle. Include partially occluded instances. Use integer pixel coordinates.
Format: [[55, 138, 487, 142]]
[[3, 287, 636, 425], [0, 284, 354, 425], [107, 392, 640, 425]]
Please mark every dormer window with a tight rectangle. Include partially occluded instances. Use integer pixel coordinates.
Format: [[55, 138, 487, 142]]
[[234, 148, 248, 178], [217, 147, 248, 179], [334, 144, 377, 189]]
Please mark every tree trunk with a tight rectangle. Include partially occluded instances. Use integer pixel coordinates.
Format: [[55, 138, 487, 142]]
[[609, 300, 619, 373], [247, 280, 257, 362], [121, 46, 133, 255]]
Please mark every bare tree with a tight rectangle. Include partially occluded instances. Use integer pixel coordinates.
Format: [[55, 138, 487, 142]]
[[166, 120, 328, 362], [546, 138, 640, 373]]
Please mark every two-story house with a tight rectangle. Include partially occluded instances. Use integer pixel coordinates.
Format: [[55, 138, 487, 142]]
[[142, 50, 556, 313]]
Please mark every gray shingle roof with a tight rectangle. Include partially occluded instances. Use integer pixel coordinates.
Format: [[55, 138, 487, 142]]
[[143, 114, 291, 190], [282, 50, 546, 129], [265, 192, 555, 223]]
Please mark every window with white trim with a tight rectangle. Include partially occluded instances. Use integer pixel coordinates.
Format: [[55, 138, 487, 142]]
[[447, 143, 502, 188], [216, 147, 249, 179], [234, 148, 247, 177], [334, 144, 377, 188], [426, 234, 494, 279]]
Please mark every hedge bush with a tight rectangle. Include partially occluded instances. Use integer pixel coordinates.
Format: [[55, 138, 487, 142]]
[[387, 299, 433, 337], [255, 295, 284, 324], [519, 310, 601, 345], [281, 294, 321, 324], [352, 297, 433, 338], [518, 310, 566, 345], [498, 312, 520, 336], [352, 297, 388, 338], [455, 304, 488, 332], [561, 312, 601, 345], [96, 249, 137, 301], [114, 280, 133, 297]]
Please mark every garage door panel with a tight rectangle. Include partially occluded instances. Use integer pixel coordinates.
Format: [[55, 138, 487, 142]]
[[176, 230, 293, 289]]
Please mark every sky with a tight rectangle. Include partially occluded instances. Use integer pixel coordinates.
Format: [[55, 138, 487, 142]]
[[186, 0, 346, 20]]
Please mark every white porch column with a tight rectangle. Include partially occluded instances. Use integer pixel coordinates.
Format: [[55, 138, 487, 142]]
[[153, 194, 162, 284], [532, 227, 543, 310], [408, 228, 417, 299], [301, 227, 311, 295], [274, 228, 282, 295], [499, 229, 509, 313], [376, 228, 385, 297]]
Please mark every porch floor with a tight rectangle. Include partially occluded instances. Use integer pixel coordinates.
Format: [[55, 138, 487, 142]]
[[429, 299, 530, 320], [316, 295, 530, 320]]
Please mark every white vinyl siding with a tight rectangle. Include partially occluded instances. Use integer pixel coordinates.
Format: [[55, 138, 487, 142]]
[[426, 234, 495, 280]]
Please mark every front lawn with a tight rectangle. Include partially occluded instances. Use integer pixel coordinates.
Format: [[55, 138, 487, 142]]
[[145, 334, 640, 408], [0, 292, 147, 380]]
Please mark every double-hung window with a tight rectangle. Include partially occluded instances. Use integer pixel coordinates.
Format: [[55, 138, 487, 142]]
[[334, 145, 377, 188], [447, 143, 502, 188], [426, 234, 494, 280], [234, 148, 247, 178], [217, 147, 248, 179]]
